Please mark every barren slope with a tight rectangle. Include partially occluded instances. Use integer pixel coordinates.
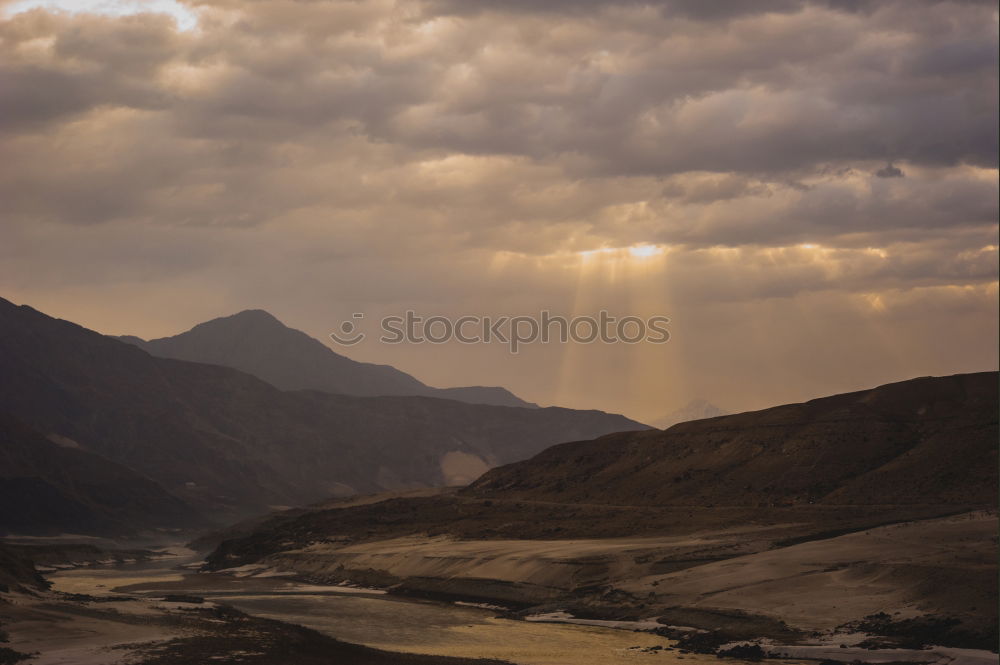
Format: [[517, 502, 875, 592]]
[[469, 372, 998, 508]]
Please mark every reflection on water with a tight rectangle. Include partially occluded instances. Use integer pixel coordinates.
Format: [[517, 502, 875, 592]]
[[49, 554, 711, 665], [219, 594, 684, 664]]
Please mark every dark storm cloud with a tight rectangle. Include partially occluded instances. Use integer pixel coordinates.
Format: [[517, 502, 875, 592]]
[[422, 0, 802, 19], [876, 163, 904, 178], [0, 0, 996, 291], [368, 1, 997, 175], [424, 0, 996, 18], [0, 12, 178, 130], [422, 0, 921, 20]]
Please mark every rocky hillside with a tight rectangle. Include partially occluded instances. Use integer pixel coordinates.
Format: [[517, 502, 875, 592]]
[[120, 309, 536, 408], [469, 372, 998, 507], [204, 372, 996, 568], [0, 544, 46, 593], [0, 297, 644, 524], [0, 414, 200, 536]]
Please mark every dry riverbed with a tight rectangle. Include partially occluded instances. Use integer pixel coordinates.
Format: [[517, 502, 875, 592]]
[[0, 553, 744, 665], [2, 512, 996, 665]]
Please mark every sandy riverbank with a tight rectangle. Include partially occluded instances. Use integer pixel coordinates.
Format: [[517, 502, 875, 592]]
[[202, 511, 998, 658]]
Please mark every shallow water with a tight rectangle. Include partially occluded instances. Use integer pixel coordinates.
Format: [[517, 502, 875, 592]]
[[48, 552, 715, 665], [215, 593, 686, 664]]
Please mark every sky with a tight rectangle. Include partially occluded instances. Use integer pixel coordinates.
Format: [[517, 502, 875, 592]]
[[1, 0, 997, 423]]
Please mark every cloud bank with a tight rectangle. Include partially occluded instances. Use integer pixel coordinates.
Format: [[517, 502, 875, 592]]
[[1, 0, 996, 420]]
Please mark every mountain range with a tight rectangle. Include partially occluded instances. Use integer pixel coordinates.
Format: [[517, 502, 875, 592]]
[[0, 297, 645, 532], [206, 371, 998, 560], [202, 372, 998, 648], [118, 309, 535, 408]]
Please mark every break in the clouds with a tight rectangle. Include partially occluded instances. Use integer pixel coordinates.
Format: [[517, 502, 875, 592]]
[[0, 0, 997, 421]]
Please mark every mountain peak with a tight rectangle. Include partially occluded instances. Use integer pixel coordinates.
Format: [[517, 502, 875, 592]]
[[230, 308, 280, 320], [128, 309, 537, 407], [166, 308, 295, 345], [201, 309, 285, 330]]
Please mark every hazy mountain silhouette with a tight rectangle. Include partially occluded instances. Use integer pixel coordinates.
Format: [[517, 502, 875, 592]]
[[119, 309, 536, 408], [0, 297, 644, 526], [652, 398, 726, 429]]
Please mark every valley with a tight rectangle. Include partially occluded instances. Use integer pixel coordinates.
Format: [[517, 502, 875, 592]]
[[0, 302, 996, 664], [1, 509, 995, 665], [0, 547, 695, 665], [4, 3, 996, 662]]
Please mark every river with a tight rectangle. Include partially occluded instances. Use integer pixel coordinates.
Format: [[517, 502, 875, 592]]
[[46, 549, 708, 665]]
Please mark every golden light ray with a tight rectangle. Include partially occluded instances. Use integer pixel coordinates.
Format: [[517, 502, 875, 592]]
[[550, 244, 673, 416]]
